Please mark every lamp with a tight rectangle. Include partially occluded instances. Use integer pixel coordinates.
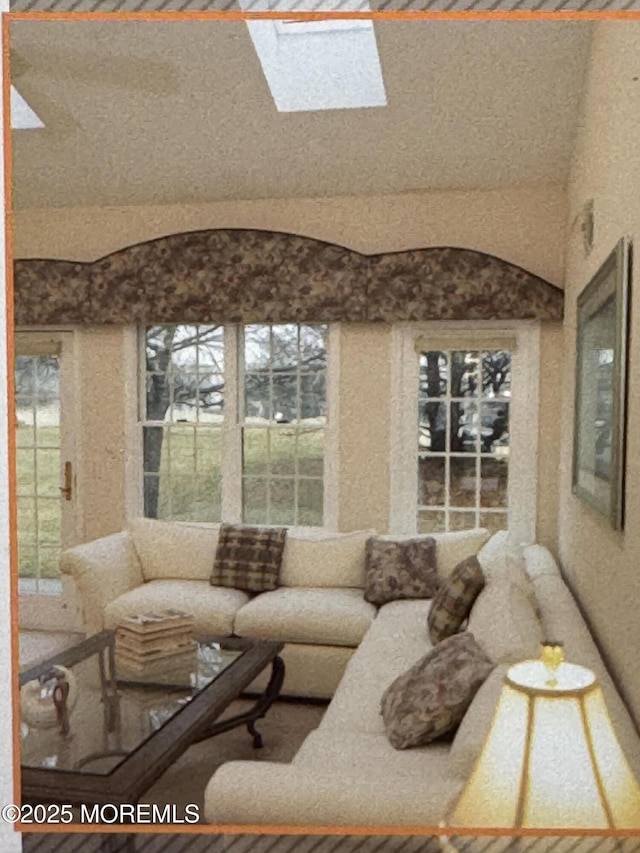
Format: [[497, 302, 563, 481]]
[[448, 643, 640, 830]]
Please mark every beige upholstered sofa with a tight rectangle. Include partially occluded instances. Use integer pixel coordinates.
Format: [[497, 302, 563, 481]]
[[203, 536, 640, 835], [60, 519, 489, 699]]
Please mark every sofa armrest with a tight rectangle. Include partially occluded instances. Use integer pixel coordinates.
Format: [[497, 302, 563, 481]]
[[203, 760, 461, 827], [60, 532, 144, 635]]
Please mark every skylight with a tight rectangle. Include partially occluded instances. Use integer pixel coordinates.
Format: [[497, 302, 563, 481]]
[[11, 86, 44, 130], [240, 2, 387, 113]]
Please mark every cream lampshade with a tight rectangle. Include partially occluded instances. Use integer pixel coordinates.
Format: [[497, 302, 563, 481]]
[[448, 644, 640, 830]]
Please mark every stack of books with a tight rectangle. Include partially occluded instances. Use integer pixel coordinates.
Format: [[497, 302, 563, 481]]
[[115, 609, 197, 684]]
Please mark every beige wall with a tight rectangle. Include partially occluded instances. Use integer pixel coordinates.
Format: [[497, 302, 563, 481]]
[[537, 323, 564, 553], [558, 22, 640, 722], [15, 185, 566, 547], [14, 184, 567, 285]]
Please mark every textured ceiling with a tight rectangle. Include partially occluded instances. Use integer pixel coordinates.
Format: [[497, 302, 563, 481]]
[[10, 18, 592, 209]]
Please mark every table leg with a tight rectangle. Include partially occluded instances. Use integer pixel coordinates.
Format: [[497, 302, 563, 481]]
[[195, 655, 285, 748]]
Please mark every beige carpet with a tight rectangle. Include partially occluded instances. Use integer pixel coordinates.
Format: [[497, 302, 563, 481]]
[[141, 698, 326, 822], [19, 630, 83, 669]]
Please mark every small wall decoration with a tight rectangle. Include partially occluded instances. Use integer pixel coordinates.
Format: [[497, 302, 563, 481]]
[[573, 237, 631, 530]]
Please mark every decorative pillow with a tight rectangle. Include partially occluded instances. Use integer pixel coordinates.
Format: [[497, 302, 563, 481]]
[[427, 555, 485, 645], [211, 524, 287, 593], [380, 632, 495, 750], [364, 536, 440, 605]]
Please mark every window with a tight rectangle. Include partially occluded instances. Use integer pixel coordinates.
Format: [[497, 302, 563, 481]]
[[141, 323, 327, 527], [417, 349, 511, 534], [142, 325, 225, 522], [242, 324, 327, 526], [389, 324, 539, 545]]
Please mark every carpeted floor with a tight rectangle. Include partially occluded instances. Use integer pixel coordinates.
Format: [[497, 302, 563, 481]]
[[140, 698, 327, 822]]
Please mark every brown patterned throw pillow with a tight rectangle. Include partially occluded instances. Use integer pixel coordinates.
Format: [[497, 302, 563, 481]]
[[211, 524, 287, 593], [381, 632, 494, 750], [427, 555, 485, 645], [364, 537, 440, 605]]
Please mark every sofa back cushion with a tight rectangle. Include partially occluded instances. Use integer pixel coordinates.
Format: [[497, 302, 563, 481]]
[[467, 579, 543, 664], [431, 529, 491, 580], [129, 518, 221, 582], [279, 529, 373, 588], [523, 543, 561, 579]]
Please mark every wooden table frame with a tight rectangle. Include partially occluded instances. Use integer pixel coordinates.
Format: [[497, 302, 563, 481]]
[[20, 631, 285, 808]]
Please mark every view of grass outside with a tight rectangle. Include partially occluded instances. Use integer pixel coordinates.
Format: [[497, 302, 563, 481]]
[[150, 424, 324, 525], [16, 424, 61, 579]]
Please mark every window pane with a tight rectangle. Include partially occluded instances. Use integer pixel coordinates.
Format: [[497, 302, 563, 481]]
[[269, 479, 296, 526], [482, 350, 511, 397], [418, 510, 445, 533], [38, 500, 61, 547], [271, 374, 298, 423], [451, 401, 477, 453], [419, 401, 446, 453], [243, 478, 268, 525], [449, 457, 477, 507], [269, 430, 297, 476], [300, 372, 326, 421], [298, 479, 323, 527], [480, 457, 508, 508], [480, 402, 509, 454], [243, 428, 270, 476], [450, 351, 479, 398], [419, 351, 447, 398], [245, 373, 272, 421], [480, 511, 509, 533], [449, 511, 477, 531], [18, 545, 37, 579], [418, 456, 445, 506], [297, 431, 324, 477]]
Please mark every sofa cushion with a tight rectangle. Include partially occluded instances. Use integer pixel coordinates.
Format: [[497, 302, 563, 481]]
[[523, 543, 561, 579], [427, 555, 485, 644], [234, 587, 376, 647], [203, 735, 464, 827], [381, 632, 494, 749], [211, 524, 286, 593], [129, 518, 221, 582], [318, 599, 433, 734], [477, 531, 538, 613], [279, 529, 372, 588], [449, 663, 509, 780], [364, 536, 439, 605], [432, 528, 491, 580], [468, 580, 543, 664], [103, 579, 249, 635]]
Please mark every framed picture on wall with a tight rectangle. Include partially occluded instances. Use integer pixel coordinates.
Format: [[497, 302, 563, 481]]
[[573, 236, 631, 530]]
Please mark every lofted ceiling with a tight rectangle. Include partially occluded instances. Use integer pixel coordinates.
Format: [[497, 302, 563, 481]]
[[9, 19, 593, 210]]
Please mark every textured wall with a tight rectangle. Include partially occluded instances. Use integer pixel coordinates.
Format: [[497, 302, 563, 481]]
[[558, 21, 640, 725]]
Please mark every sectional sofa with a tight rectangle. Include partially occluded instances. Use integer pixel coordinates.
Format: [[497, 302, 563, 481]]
[[60, 518, 488, 698], [202, 537, 640, 835], [61, 520, 640, 838]]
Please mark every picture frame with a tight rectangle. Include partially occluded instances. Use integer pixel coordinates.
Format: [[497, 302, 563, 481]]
[[572, 237, 631, 530]]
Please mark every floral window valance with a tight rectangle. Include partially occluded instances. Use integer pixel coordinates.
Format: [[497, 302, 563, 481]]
[[13, 229, 563, 326]]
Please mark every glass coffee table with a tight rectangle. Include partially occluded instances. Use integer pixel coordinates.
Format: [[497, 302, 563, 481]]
[[20, 630, 284, 809]]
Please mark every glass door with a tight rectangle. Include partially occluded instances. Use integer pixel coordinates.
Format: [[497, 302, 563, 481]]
[[15, 331, 79, 631]]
